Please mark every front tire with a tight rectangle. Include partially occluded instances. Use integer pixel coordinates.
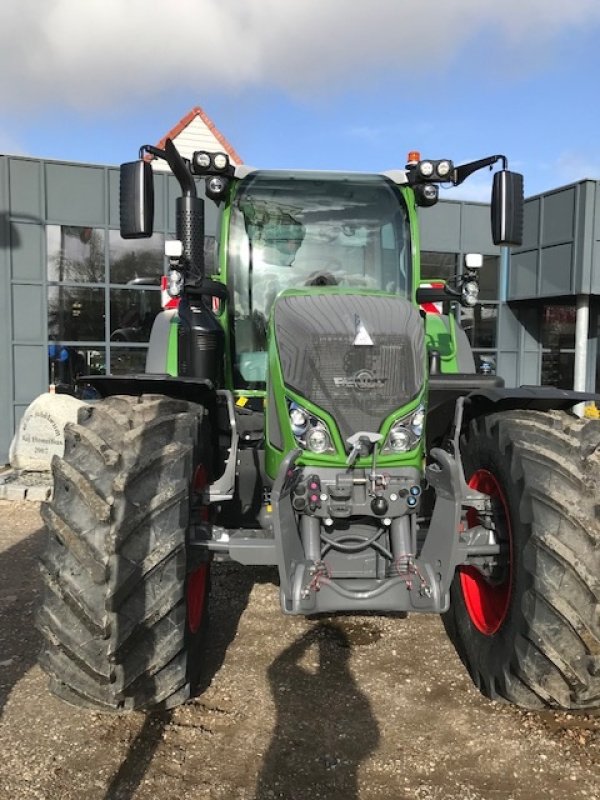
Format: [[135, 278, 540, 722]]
[[37, 394, 210, 712], [444, 409, 600, 710]]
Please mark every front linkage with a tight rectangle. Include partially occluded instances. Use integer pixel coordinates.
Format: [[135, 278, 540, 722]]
[[220, 398, 490, 616]]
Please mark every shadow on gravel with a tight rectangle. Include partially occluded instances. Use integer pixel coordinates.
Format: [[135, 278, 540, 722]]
[[103, 562, 266, 800], [0, 523, 45, 721], [256, 622, 380, 800], [103, 710, 172, 800], [195, 563, 276, 696]]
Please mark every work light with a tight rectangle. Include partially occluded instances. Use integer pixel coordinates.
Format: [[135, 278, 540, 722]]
[[213, 153, 229, 171], [193, 151, 211, 171]]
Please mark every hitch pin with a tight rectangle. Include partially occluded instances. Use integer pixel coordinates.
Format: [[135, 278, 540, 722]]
[[345, 432, 382, 468], [346, 442, 362, 467]]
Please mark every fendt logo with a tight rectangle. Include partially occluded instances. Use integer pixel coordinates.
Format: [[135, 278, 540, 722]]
[[333, 369, 386, 391]]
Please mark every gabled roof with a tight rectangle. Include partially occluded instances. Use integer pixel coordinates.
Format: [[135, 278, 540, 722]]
[[151, 106, 242, 170]]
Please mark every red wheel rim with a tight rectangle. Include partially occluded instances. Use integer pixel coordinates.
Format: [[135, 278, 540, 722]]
[[187, 564, 208, 634], [459, 469, 512, 636]]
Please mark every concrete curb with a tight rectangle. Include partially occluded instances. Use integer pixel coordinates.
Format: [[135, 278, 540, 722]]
[[0, 470, 53, 502]]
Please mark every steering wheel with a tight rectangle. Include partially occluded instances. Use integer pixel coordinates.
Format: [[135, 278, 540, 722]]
[[304, 271, 338, 286]]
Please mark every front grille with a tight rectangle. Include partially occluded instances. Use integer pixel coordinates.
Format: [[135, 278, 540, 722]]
[[274, 294, 424, 443]]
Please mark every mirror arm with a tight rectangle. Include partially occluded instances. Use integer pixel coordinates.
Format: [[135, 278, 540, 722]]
[[140, 144, 167, 160], [139, 139, 197, 198], [164, 138, 197, 197], [453, 154, 508, 186]]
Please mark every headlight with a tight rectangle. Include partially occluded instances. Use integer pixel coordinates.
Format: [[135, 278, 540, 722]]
[[287, 401, 334, 454], [306, 426, 332, 454], [289, 405, 309, 436], [419, 160, 434, 178], [414, 183, 439, 207], [388, 426, 412, 452], [411, 406, 425, 437], [208, 176, 226, 194], [383, 404, 425, 454], [462, 280, 479, 306], [206, 175, 230, 201], [167, 269, 183, 297]]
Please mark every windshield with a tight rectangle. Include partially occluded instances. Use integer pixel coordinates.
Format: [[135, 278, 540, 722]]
[[228, 171, 411, 388]]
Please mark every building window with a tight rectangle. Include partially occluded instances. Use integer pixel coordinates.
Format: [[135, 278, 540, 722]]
[[48, 286, 106, 342], [47, 226, 105, 283], [109, 232, 165, 284], [461, 255, 500, 374], [110, 288, 161, 343], [461, 304, 498, 349], [48, 345, 104, 391], [540, 305, 576, 349], [541, 352, 575, 389], [540, 304, 576, 389], [420, 251, 501, 375], [47, 226, 166, 389], [110, 347, 149, 375], [421, 251, 457, 282], [478, 255, 500, 302]]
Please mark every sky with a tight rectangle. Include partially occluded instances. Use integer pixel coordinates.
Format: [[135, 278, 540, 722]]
[[1, 0, 600, 201]]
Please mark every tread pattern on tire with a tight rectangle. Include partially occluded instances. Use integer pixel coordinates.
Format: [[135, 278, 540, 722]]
[[37, 394, 206, 712], [444, 409, 600, 710]]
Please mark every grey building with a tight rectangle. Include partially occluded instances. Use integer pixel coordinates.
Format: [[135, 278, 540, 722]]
[[0, 153, 595, 464], [0, 155, 220, 463], [502, 180, 600, 395]]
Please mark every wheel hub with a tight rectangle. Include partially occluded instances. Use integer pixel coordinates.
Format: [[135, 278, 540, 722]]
[[460, 468, 512, 635]]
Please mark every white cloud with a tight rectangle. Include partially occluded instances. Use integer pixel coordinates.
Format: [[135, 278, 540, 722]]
[[552, 151, 600, 185], [1, 0, 599, 111]]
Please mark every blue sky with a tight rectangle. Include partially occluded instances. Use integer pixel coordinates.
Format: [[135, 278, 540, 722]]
[[2, 0, 600, 201]]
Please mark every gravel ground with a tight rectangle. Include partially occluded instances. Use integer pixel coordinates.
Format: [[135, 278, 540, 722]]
[[1, 498, 600, 800]]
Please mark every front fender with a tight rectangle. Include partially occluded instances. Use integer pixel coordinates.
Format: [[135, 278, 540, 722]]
[[427, 377, 599, 449]]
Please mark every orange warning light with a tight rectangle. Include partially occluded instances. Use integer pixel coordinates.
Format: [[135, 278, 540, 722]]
[[407, 151, 421, 164]]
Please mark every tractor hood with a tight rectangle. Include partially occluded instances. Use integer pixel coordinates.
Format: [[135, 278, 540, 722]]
[[272, 291, 425, 444]]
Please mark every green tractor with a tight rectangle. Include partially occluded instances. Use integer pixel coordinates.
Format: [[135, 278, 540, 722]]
[[38, 139, 600, 713]]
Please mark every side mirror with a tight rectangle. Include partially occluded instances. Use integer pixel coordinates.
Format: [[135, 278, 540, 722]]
[[491, 170, 524, 247], [120, 160, 154, 239]]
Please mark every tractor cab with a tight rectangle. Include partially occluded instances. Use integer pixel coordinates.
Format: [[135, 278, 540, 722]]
[[227, 171, 413, 388]]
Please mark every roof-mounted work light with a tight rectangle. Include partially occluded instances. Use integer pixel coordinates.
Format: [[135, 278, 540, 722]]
[[192, 150, 233, 176]]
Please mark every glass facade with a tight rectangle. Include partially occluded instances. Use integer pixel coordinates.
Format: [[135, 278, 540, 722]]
[[421, 250, 501, 374], [46, 224, 164, 389], [540, 304, 576, 389], [48, 285, 106, 342], [461, 304, 498, 349], [44, 235, 503, 389], [420, 251, 457, 283], [108, 232, 165, 284], [47, 227, 105, 283], [109, 288, 162, 342]]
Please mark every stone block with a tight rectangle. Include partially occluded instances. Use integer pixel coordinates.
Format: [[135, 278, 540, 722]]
[[9, 393, 88, 472], [26, 485, 53, 502], [5, 483, 26, 501]]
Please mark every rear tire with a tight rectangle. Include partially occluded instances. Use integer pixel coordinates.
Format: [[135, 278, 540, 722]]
[[37, 394, 210, 712], [444, 409, 600, 710]]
